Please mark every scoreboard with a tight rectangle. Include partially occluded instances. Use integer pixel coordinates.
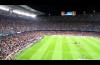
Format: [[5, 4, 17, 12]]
[[61, 11, 76, 16]]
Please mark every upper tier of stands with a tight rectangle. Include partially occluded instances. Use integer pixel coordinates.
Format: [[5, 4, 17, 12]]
[[0, 13, 100, 36]]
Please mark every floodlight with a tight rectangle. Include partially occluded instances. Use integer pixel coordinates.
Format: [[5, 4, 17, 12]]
[[13, 10, 28, 15], [0, 6, 9, 11], [30, 14, 36, 18], [13, 10, 36, 17]]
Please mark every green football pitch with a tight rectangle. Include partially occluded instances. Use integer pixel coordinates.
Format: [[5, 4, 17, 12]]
[[13, 35, 100, 60]]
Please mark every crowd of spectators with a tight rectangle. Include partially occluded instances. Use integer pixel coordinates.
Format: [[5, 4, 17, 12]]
[[0, 31, 45, 60], [0, 13, 100, 60], [0, 31, 100, 60], [0, 30, 100, 60], [0, 14, 100, 35]]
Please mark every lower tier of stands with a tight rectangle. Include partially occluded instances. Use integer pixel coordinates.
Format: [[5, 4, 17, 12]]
[[0, 31, 100, 60]]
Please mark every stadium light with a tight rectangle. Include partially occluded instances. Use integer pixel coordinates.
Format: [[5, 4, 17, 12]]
[[30, 14, 36, 18], [0, 6, 9, 11], [13, 10, 30, 16], [93, 10, 95, 13], [13, 10, 36, 18], [83, 11, 85, 13]]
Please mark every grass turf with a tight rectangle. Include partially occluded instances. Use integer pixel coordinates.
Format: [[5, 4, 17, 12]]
[[13, 35, 100, 60]]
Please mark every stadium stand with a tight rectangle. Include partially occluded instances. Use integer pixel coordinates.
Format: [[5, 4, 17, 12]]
[[0, 13, 100, 60]]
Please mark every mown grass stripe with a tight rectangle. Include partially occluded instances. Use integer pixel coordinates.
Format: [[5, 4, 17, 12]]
[[85, 37, 100, 51], [71, 36, 83, 59], [79, 37, 98, 60], [72, 36, 93, 60], [89, 37, 100, 45], [29, 36, 55, 60], [81, 37, 100, 60], [51, 35, 63, 60], [41, 36, 57, 60], [14, 35, 100, 60], [67, 36, 82, 60], [62, 36, 73, 60], [15, 36, 50, 60]]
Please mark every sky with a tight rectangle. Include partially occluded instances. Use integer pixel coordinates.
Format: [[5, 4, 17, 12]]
[[27, 1, 100, 15]]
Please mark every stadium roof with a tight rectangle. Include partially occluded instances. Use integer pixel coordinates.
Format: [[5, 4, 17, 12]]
[[0, 5, 45, 17], [19, 5, 45, 15]]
